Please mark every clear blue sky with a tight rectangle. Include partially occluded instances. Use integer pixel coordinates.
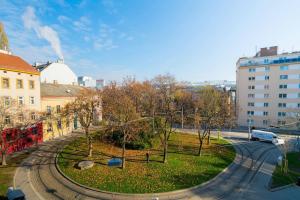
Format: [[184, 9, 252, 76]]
[[1, 0, 300, 82]]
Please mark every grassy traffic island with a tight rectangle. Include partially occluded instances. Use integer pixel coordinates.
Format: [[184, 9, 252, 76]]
[[57, 132, 235, 193], [271, 152, 300, 188]]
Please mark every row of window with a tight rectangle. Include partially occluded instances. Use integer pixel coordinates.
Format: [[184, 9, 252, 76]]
[[3, 96, 36, 105], [247, 111, 293, 117], [1, 77, 35, 89], [247, 119, 287, 126], [248, 93, 300, 98], [248, 93, 269, 98], [46, 105, 61, 114], [248, 102, 300, 108], [4, 112, 36, 124], [248, 65, 297, 73], [248, 84, 300, 90], [248, 76, 269, 80]]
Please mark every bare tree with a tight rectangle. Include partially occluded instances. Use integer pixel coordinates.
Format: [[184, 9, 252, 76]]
[[64, 89, 101, 157], [151, 74, 178, 163], [102, 82, 145, 169], [193, 86, 224, 156]]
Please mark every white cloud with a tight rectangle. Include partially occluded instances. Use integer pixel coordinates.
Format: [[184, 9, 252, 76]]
[[22, 6, 64, 59], [93, 24, 118, 50], [102, 0, 118, 15], [73, 16, 91, 32], [57, 15, 71, 24]]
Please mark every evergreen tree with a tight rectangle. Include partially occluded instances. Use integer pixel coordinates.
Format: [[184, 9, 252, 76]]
[[0, 22, 9, 50]]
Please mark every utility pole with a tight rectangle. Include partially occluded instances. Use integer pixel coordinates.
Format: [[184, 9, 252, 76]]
[[248, 117, 252, 141]]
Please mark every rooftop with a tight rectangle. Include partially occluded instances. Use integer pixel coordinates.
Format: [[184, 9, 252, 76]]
[[0, 52, 39, 75], [41, 83, 85, 97]]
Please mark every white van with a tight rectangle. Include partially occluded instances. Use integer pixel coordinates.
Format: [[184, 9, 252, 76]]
[[251, 130, 284, 145]]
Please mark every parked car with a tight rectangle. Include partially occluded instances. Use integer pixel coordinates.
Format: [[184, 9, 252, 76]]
[[251, 130, 285, 145]]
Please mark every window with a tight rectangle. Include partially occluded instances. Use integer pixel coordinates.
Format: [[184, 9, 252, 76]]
[[57, 119, 62, 129], [18, 114, 24, 122], [264, 93, 269, 98], [247, 118, 254, 124], [278, 121, 286, 125], [248, 77, 255, 81], [47, 123, 53, 132], [56, 105, 61, 113], [248, 94, 255, 98], [280, 75, 288, 79], [29, 80, 35, 89], [263, 120, 268, 125], [30, 96, 35, 105], [279, 84, 287, 89], [4, 116, 10, 124], [263, 111, 268, 116], [248, 102, 255, 107], [4, 96, 10, 106], [280, 66, 289, 71], [18, 96, 24, 105], [279, 93, 287, 98], [298, 103, 300, 108], [278, 103, 287, 108], [264, 85, 269, 90], [16, 79, 23, 89], [264, 103, 269, 107], [265, 66, 270, 71], [31, 112, 36, 120], [47, 106, 51, 114], [2, 78, 9, 88], [248, 85, 255, 90], [278, 112, 286, 117], [247, 111, 254, 116], [249, 68, 256, 72], [265, 76, 270, 80]]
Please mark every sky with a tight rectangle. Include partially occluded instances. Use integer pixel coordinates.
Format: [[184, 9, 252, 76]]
[[1, 0, 300, 82]]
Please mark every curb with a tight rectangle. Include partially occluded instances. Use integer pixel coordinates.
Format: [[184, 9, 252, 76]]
[[54, 138, 240, 199], [269, 183, 296, 192]]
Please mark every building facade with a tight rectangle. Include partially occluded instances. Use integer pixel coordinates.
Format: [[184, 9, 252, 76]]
[[0, 50, 41, 112], [78, 76, 96, 88], [40, 83, 84, 141], [34, 60, 77, 85], [236, 46, 300, 130]]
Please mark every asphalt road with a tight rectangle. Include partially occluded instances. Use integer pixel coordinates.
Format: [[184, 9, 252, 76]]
[[13, 131, 300, 200]]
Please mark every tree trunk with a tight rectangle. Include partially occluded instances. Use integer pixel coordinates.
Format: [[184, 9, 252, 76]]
[[181, 106, 184, 129], [163, 133, 168, 163], [122, 134, 126, 169], [1, 151, 7, 166], [88, 137, 93, 157], [198, 141, 203, 156], [85, 128, 93, 157], [207, 130, 211, 145]]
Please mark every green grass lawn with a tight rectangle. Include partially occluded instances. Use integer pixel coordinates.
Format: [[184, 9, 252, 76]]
[[271, 152, 300, 188], [0, 151, 32, 199], [58, 132, 235, 193]]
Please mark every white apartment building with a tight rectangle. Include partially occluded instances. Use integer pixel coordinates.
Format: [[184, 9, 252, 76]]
[[78, 76, 96, 88], [237, 46, 300, 130], [34, 59, 77, 85]]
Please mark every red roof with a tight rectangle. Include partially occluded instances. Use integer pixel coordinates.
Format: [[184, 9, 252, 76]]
[[0, 52, 39, 75]]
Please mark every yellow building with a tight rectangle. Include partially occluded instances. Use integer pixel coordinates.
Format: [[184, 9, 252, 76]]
[[41, 83, 84, 141], [0, 50, 41, 120]]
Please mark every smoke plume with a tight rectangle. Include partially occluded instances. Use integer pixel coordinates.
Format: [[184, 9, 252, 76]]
[[22, 6, 63, 59]]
